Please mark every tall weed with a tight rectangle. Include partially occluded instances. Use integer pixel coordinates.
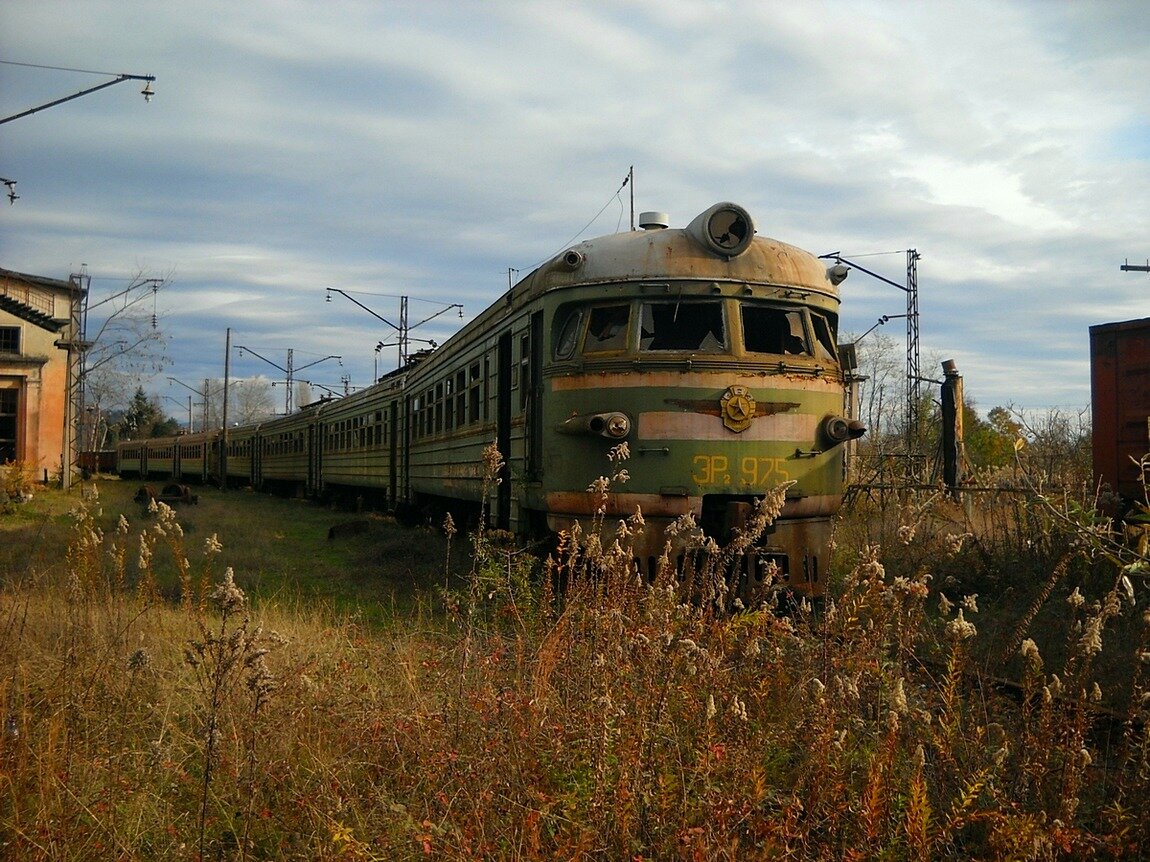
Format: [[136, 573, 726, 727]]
[[0, 454, 1146, 859]]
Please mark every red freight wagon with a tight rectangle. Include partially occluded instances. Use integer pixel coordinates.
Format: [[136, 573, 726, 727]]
[[1090, 317, 1150, 507]]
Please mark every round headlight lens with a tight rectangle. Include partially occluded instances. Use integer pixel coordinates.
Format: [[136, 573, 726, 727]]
[[606, 413, 630, 438]]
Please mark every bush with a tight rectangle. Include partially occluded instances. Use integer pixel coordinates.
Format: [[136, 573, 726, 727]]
[[1, 459, 36, 506]]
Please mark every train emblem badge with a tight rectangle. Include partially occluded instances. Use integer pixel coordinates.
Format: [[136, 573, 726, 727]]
[[720, 385, 756, 432]]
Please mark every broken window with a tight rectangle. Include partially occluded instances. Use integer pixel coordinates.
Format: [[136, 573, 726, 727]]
[[639, 302, 726, 352], [742, 305, 809, 356], [553, 306, 583, 359], [584, 304, 630, 353], [810, 312, 838, 362]]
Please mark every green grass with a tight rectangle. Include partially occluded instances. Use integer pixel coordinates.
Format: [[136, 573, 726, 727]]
[[1, 476, 467, 624]]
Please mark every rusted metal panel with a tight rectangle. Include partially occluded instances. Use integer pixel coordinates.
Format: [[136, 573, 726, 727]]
[[1091, 317, 1150, 502], [638, 410, 818, 442], [549, 369, 843, 392]]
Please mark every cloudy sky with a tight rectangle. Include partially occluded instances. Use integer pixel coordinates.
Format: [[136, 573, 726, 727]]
[[2, 0, 1147, 417]]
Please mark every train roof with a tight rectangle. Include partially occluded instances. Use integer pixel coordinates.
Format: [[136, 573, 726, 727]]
[[517, 201, 839, 302], [401, 202, 843, 382]]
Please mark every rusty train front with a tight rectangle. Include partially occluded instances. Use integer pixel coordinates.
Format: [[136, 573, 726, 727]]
[[519, 202, 860, 596]]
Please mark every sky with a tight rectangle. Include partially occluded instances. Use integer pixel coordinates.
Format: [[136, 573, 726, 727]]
[[2, 0, 1147, 418]]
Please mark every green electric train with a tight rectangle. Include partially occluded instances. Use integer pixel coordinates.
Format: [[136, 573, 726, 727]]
[[118, 202, 861, 596]]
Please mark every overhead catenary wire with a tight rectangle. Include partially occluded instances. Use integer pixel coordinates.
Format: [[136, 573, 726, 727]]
[[516, 167, 633, 276], [0, 59, 142, 76]]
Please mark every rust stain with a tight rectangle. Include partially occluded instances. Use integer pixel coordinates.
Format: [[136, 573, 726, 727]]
[[550, 371, 841, 392], [545, 490, 697, 520]]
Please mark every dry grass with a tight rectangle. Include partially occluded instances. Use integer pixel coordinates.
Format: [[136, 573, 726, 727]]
[[0, 453, 1148, 859]]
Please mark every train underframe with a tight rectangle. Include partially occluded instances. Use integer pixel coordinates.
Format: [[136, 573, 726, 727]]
[[542, 490, 837, 600]]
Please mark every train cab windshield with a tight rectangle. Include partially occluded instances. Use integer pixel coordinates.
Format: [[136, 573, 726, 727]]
[[741, 304, 838, 362], [585, 304, 630, 352], [639, 301, 725, 352], [552, 297, 839, 361], [742, 306, 808, 356]]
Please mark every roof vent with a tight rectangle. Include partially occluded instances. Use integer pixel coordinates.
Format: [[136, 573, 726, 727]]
[[638, 211, 669, 230]]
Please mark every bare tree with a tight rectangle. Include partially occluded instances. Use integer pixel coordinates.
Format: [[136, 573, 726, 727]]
[[192, 376, 277, 430], [850, 332, 902, 455], [226, 376, 277, 426], [77, 270, 172, 450], [1009, 405, 1092, 489]]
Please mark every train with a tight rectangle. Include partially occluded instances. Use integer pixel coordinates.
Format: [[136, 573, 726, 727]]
[[118, 202, 863, 596]]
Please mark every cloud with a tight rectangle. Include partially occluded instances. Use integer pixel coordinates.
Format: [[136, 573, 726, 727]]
[[1, 0, 1147, 415]]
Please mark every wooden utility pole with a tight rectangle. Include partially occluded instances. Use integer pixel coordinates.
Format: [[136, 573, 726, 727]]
[[940, 359, 966, 497]]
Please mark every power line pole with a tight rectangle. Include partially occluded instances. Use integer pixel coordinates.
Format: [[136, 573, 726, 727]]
[[1120, 259, 1149, 273]]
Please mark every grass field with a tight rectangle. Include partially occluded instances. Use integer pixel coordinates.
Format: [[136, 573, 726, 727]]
[[1, 476, 466, 622], [0, 462, 1147, 860]]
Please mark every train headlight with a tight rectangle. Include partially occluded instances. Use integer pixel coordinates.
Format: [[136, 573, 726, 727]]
[[559, 411, 632, 439], [686, 202, 756, 258], [604, 413, 630, 438], [588, 412, 630, 439], [821, 415, 866, 447]]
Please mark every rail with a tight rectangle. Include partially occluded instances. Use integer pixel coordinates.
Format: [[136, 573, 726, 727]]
[[0, 281, 55, 316]]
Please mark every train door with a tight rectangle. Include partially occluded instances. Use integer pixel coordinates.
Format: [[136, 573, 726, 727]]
[[527, 310, 543, 481], [252, 432, 262, 489], [308, 423, 318, 494], [496, 331, 513, 530], [401, 395, 413, 509], [388, 400, 398, 507]]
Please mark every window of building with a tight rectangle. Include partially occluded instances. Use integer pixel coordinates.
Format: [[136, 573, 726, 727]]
[[639, 301, 726, 352], [0, 388, 17, 462], [0, 327, 20, 354]]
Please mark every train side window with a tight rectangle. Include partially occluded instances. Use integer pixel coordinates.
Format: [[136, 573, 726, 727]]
[[742, 305, 810, 356], [482, 358, 490, 421], [553, 306, 583, 359], [468, 363, 481, 425], [639, 301, 725, 352], [520, 333, 530, 410], [584, 304, 630, 353], [456, 370, 467, 425], [810, 313, 837, 362]]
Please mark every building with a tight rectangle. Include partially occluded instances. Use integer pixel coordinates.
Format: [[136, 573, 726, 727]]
[[0, 267, 85, 485]]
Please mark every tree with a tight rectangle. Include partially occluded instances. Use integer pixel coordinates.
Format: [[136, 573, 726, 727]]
[[118, 387, 179, 440], [196, 376, 277, 429], [78, 271, 172, 450], [851, 331, 902, 449], [961, 403, 1021, 470], [231, 376, 277, 425]]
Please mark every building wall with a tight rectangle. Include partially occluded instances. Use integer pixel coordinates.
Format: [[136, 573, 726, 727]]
[[0, 269, 82, 482]]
